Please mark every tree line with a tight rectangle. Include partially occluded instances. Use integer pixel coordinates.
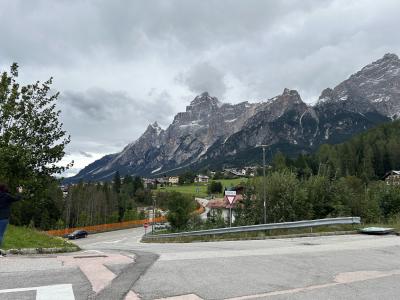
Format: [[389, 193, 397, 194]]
[[232, 121, 400, 227]]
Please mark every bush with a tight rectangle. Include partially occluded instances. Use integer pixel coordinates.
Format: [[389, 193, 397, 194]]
[[208, 181, 223, 194], [166, 192, 195, 230]]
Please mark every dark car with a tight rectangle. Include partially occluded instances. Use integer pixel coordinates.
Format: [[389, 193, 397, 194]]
[[67, 230, 88, 240]]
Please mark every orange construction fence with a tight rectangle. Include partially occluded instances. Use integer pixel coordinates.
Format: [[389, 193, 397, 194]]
[[46, 216, 166, 237], [46, 206, 205, 237]]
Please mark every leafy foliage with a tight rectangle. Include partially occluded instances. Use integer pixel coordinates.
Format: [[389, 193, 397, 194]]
[[166, 192, 195, 230], [0, 63, 71, 190], [0, 63, 71, 229], [207, 181, 223, 194]]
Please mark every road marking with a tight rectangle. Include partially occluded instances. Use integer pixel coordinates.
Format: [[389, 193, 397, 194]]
[[0, 284, 75, 300], [227, 269, 400, 299], [91, 237, 128, 245], [82, 250, 104, 254], [102, 237, 128, 244]]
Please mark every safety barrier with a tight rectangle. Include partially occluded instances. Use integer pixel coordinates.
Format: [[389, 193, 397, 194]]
[[143, 217, 361, 239]]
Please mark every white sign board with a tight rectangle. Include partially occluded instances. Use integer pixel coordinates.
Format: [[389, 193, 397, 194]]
[[225, 190, 236, 204]]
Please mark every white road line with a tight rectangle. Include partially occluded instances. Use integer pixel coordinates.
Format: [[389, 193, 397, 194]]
[[0, 284, 75, 300], [36, 284, 75, 300], [91, 237, 128, 245], [82, 250, 103, 253]]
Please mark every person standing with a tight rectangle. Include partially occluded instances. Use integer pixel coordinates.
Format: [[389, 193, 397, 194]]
[[0, 184, 19, 247]]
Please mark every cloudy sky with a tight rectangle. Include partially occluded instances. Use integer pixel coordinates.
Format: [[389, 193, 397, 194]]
[[1, 0, 399, 176]]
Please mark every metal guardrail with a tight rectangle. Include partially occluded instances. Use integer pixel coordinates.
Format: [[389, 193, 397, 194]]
[[144, 217, 361, 239]]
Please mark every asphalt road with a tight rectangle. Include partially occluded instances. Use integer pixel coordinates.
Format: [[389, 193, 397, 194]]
[[2, 227, 400, 299]]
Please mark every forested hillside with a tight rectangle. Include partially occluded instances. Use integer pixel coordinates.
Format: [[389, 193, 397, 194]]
[[282, 120, 400, 181]]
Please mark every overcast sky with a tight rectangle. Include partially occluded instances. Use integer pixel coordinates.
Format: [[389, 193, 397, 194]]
[[1, 0, 400, 176]]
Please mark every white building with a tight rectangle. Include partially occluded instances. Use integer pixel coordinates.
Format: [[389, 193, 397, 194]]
[[168, 176, 179, 185], [206, 195, 242, 223], [195, 175, 209, 183]]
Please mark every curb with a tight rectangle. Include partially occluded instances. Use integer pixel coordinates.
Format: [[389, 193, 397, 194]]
[[0, 246, 79, 255]]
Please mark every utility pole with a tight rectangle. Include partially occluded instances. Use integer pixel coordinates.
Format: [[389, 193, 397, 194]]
[[260, 145, 267, 224], [152, 195, 156, 234]]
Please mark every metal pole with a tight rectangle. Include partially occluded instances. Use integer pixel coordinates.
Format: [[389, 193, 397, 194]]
[[229, 205, 232, 227], [152, 196, 156, 234], [262, 146, 266, 224]]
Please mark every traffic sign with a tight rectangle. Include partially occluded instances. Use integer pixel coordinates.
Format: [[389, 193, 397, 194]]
[[144, 223, 149, 229], [225, 190, 236, 204]]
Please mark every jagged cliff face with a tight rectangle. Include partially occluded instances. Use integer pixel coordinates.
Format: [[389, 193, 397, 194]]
[[74, 92, 261, 181], [69, 53, 400, 182], [317, 53, 400, 117]]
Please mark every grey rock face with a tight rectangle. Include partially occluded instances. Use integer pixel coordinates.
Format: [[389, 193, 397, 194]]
[[68, 53, 400, 182], [317, 53, 400, 118], [82, 92, 260, 179]]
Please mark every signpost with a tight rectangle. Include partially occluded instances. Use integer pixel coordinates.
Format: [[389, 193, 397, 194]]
[[144, 222, 149, 235], [225, 190, 236, 227]]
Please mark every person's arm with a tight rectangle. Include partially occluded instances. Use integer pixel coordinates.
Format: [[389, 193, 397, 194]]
[[0, 192, 19, 204], [9, 193, 20, 203]]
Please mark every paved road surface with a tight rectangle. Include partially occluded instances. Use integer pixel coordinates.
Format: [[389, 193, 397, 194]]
[[1, 227, 400, 299]]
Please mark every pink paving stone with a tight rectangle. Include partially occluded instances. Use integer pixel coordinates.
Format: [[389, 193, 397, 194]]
[[125, 290, 141, 300], [58, 253, 133, 293]]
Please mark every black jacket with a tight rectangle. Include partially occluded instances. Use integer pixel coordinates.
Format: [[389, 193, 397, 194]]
[[0, 191, 18, 220]]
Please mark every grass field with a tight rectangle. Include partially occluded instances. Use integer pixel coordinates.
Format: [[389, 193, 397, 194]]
[[160, 178, 249, 197], [1, 225, 77, 250]]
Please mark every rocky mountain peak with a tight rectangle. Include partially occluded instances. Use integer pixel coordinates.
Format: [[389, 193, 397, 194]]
[[317, 88, 334, 104], [144, 121, 163, 136], [354, 53, 400, 79], [272, 88, 304, 106], [189, 92, 220, 107], [382, 53, 399, 61]]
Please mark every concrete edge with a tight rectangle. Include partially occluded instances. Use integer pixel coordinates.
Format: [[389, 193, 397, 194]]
[[0, 246, 80, 255]]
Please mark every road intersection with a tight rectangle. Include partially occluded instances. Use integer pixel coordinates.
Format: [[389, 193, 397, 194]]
[[1, 227, 400, 299]]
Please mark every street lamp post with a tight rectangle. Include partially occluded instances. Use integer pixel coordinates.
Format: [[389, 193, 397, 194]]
[[259, 145, 267, 224]]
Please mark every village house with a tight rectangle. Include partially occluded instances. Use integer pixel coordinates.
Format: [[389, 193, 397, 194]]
[[143, 178, 157, 189], [206, 194, 243, 223], [168, 176, 179, 185], [384, 170, 400, 185], [195, 175, 209, 183]]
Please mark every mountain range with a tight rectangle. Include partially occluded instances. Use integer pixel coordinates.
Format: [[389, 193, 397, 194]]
[[67, 53, 400, 183]]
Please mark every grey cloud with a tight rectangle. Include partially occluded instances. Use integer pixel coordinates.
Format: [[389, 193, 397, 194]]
[[59, 88, 174, 154], [1, 0, 400, 174], [177, 62, 227, 98], [79, 151, 93, 158]]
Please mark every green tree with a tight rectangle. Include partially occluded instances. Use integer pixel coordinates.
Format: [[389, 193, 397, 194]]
[[0, 63, 71, 191], [272, 151, 287, 172], [207, 181, 223, 194], [178, 171, 196, 184], [113, 171, 121, 194], [166, 192, 195, 230], [258, 170, 310, 223]]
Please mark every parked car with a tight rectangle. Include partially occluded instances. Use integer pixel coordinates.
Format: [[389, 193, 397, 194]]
[[154, 223, 171, 230], [67, 230, 88, 240]]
